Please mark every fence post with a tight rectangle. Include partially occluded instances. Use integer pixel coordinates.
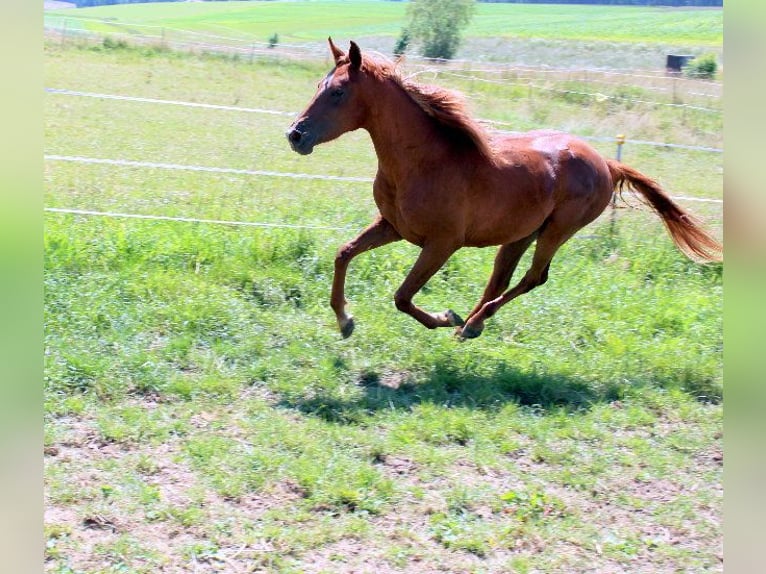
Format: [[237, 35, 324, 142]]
[[610, 134, 626, 242], [615, 133, 625, 163], [613, 133, 625, 207]]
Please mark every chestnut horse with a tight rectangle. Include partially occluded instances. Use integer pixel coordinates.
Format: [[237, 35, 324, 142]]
[[287, 39, 721, 339]]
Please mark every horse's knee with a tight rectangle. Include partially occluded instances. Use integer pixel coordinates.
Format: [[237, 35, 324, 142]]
[[335, 245, 353, 267]]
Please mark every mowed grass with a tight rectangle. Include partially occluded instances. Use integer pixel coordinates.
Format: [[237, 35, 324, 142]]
[[45, 41, 722, 572]]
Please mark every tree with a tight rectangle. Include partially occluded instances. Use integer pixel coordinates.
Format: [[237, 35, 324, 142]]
[[398, 0, 476, 61]]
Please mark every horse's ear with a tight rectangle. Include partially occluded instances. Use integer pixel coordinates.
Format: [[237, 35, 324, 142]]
[[328, 37, 345, 65], [349, 41, 362, 71]]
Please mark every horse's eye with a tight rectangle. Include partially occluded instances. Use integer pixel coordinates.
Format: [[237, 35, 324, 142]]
[[331, 88, 345, 99]]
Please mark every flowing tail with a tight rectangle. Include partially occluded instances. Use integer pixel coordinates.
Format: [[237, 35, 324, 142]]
[[606, 159, 722, 263]]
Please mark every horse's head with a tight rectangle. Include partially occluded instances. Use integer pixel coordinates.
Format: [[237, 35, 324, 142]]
[[287, 38, 368, 155]]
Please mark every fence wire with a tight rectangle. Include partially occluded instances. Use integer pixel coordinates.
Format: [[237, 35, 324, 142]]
[[45, 88, 723, 155]]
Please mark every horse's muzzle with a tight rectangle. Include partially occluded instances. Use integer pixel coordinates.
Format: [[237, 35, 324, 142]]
[[286, 125, 315, 155]]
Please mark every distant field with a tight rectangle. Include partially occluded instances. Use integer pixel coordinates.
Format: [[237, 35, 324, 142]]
[[45, 1, 723, 68]]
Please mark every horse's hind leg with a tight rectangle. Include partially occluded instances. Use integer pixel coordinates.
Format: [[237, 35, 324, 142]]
[[331, 216, 401, 338], [464, 232, 538, 325], [458, 221, 576, 339]]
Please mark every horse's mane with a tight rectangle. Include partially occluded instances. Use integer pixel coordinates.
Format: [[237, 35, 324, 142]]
[[363, 56, 498, 164]]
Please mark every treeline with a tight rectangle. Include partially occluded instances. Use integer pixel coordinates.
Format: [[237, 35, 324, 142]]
[[69, 0, 723, 7]]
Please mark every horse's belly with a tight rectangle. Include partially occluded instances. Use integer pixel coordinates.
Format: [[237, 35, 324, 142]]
[[463, 185, 554, 247], [464, 214, 548, 247]]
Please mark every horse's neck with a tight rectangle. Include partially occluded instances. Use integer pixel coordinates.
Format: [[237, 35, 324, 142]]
[[364, 83, 443, 180]]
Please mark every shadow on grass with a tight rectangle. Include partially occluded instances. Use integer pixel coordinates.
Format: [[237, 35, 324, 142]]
[[277, 359, 624, 425]]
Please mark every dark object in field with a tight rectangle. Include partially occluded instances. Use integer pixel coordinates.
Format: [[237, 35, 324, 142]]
[[287, 39, 722, 340], [666, 54, 695, 74]]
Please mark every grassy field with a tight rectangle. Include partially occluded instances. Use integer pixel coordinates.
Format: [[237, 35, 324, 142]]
[[45, 1, 723, 68], [44, 23, 722, 574]]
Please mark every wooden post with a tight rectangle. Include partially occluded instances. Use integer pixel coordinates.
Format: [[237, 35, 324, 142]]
[[615, 133, 625, 163], [610, 134, 625, 240]]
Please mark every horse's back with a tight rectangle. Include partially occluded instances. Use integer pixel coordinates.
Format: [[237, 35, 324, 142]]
[[493, 130, 613, 199], [458, 130, 613, 245], [494, 130, 603, 166]]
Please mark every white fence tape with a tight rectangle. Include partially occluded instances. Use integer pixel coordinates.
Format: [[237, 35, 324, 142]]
[[44, 207, 350, 231], [46, 88, 296, 116], [44, 155, 374, 183], [439, 72, 721, 114], [44, 154, 722, 205], [45, 88, 723, 154]]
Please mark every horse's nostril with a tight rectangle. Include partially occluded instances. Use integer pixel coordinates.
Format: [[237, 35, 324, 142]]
[[288, 129, 303, 144]]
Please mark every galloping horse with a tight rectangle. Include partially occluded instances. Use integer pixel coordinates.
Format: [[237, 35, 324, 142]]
[[287, 39, 722, 339]]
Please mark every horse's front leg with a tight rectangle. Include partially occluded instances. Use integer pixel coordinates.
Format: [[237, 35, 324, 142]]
[[331, 216, 401, 338], [393, 240, 464, 330]]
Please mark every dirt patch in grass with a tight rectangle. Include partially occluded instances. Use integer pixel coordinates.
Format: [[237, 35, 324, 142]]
[[45, 400, 314, 572]]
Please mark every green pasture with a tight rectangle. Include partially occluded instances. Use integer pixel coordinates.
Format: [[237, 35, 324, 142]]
[[44, 35, 721, 574], [45, 1, 723, 44], [45, 0, 723, 68], [45, 0, 408, 43]]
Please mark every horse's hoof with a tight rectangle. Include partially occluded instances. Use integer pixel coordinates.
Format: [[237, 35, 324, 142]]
[[445, 309, 465, 327], [458, 324, 483, 339], [339, 316, 355, 339]]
